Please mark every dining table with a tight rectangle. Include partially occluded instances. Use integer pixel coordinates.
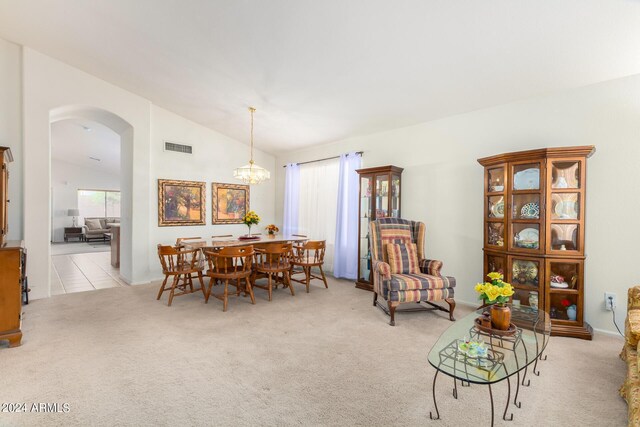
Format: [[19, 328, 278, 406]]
[[182, 234, 308, 251], [183, 234, 309, 292]]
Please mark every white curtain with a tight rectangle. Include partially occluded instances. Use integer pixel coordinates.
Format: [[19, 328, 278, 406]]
[[283, 163, 300, 236], [298, 159, 340, 272], [333, 152, 361, 279]]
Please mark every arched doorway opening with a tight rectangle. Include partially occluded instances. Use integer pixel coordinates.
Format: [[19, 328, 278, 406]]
[[49, 105, 134, 288]]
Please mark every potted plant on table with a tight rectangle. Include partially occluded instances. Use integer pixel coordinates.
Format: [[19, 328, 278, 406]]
[[242, 211, 260, 236], [475, 272, 515, 330], [265, 224, 279, 236]]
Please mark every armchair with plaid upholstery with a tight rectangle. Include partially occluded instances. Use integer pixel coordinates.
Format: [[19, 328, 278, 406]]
[[369, 218, 456, 326]]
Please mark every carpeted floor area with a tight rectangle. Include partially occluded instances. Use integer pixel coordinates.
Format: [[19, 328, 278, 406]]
[[0, 277, 627, 426]]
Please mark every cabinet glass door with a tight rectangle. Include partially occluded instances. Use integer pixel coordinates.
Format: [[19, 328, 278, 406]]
[[546, 259, 582, 323], [390, 174, 401, 218], [485, 253, 506, 276], [487, 166, 506, 193], [509, 257, 542, 309], [359, 176, 372, 282], [375, 174, 389, 218]]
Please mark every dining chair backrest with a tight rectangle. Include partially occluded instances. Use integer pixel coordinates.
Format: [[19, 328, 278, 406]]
[[157, 244, 201, 273], [254, 242, 293, 270], [295, 240, 326, 264], [203, 245, 254, 275], [211, 234, 233, 238], [292, 234, 308, 238]]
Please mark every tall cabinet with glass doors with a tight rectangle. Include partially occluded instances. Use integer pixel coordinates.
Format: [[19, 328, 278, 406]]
[[355, 165, 403, 291], [478, 146, 595, 340]]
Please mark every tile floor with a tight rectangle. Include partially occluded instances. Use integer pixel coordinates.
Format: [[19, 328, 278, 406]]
[[51, 251, 127, 295]]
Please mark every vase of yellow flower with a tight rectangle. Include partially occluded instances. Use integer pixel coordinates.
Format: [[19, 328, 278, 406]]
[[242, 211, 260, 237], [475, 272, 515, 331]]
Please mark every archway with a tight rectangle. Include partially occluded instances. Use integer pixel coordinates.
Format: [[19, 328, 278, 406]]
[[49, 105, 134, 286]]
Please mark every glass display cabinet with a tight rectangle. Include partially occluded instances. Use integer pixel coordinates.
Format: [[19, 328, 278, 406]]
[[478, 146, 595, 339], [355, 165, 403, 291]]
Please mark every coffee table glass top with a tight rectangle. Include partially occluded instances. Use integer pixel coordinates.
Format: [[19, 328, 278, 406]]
[[427, 305, 550, 385]]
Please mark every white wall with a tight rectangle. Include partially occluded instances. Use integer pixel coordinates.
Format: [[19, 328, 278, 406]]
[[275, 74, 640, 334], [148, 104, 275, 280], [0, 38, 22, 240], [51, 159, 120, 242], [14, 44, 275, 297]]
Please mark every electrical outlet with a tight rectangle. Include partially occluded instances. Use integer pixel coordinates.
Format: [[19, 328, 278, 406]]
[[605, 292, 617, 311]]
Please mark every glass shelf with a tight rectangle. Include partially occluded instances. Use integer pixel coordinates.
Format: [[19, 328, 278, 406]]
[[511, 258, 540, 289], [551, 161, 580, 189], [512, 223, 540, 250], [512, 163, 540, 191], [551, 193, 580, 220], [550, 224, 579, 251]]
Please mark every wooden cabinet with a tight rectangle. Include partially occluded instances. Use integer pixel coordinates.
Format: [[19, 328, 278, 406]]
[[0, 241, 24, 347], [0, 146, 22, 347], [478, 146, 594, 340], [355, 165, 403, 291]]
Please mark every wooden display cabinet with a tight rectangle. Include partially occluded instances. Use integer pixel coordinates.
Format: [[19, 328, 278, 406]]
[[478, 146, 594, 340], [0, 146, 23, 348], [355, 165, 403, 291]]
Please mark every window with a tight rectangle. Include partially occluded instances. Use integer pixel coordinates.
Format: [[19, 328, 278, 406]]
[[298, 159, 340, 271], [78, 190, 121, 217]]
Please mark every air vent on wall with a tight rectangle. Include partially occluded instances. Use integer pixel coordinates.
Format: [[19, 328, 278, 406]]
[[164, 141, 193, 154]]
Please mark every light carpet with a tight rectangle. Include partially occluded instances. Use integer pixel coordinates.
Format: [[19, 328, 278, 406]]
[[0, 277, 627, 426]]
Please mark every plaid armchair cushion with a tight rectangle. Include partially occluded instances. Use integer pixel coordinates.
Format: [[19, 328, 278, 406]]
[[387, 243, 419, 274], [388, 273, 456, 292]]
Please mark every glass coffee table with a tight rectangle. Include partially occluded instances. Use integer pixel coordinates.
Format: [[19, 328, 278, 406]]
[[427, 305, 550, 426]]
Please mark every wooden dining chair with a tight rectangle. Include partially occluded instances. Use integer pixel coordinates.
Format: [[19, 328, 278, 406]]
[[203, 246, 255, 312], [157, 244, 206, 306], [253, 242, 295, 301], [211, 234, 233, 238], [290, 240, 328, 292]]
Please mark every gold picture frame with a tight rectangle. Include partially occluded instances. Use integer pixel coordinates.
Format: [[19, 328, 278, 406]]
[[212, 183, 249, 224], [158, 179, 206, 226]]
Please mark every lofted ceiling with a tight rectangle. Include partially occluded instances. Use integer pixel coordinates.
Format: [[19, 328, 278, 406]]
[[51, 119, 121, 176], [1, 0, 640, 154]]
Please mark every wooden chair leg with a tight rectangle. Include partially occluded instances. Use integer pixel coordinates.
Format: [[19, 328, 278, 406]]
[[198, 272, 206, 298], [305, 266, 311, 293], [445, 297, 456, 321], [188, 274, 194, 293], [319, 265, 328, 288], [286, 271, 295, 296], [267, 274, 273, 301], [157, 275, 168, 300], [205, 277, 215, 303], [168, 275, 180, 306], [246, 277, 255, 304], [373, 292, 378, 307], [223, 279, 229, 312], [388, 301, 396, 326]]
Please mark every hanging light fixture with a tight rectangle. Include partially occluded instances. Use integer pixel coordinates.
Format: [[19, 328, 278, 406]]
[[233, 107, 271, 185]]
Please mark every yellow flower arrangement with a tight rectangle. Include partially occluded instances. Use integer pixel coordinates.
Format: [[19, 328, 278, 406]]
[[242, 211, 260, 226], [475, 272, 514, 305]]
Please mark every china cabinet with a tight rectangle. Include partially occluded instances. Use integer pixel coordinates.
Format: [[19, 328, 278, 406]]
[[355, 165, 403, 291], [478, 146, 594, 340]]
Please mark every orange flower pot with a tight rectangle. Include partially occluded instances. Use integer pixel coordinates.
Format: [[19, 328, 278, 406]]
[[490, 304, 511, 331]]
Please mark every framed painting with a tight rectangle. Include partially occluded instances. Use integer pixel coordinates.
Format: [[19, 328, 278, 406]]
[[158, 179, 206, 226], [212, 183, 249, 224]]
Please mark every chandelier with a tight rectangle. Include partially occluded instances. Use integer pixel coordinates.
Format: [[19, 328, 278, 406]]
[[233, 107, 271, 185]]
